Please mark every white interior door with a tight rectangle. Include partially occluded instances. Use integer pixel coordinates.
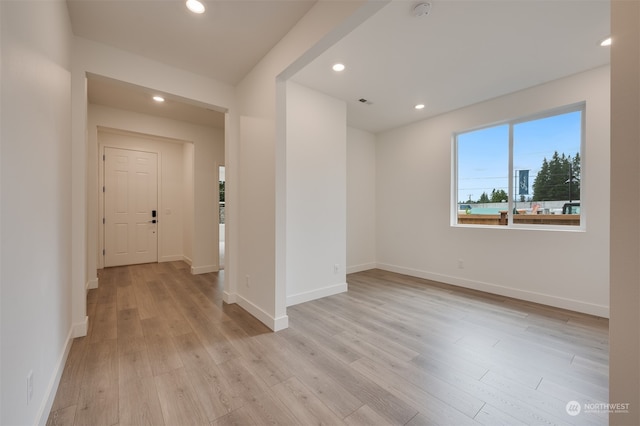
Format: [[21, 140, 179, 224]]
[[104, 147, 158, 267]]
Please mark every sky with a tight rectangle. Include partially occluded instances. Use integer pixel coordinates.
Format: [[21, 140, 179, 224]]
[[457, 109, 582, 203]]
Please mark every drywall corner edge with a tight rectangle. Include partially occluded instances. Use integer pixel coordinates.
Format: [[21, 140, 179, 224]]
[[36, 328, 74, 426]]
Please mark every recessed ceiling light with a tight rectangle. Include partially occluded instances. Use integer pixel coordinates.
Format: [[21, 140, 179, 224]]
[[332, 63, 345, 72], [600, 37, 612, 47], [153, 96, 165, 103], [415, 104, 425, 110], [186, 0, 205, 14]]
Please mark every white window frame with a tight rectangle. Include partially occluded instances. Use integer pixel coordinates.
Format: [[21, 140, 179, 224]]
[[452, 102, 586, 231]]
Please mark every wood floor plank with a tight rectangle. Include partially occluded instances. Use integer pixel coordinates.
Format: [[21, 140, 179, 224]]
[[343, 405, 395, 426], [280, 328, 418, 425], [131, 280, 159, 320], [287, 309, 363, 365], [119, 348, 153, 384], [536, 377, 609, 418], [50, 338, 87, 412], [172, 332, 242, 421], [333, 329, 419, 365], [473, 403, 529, 426], [351, 356, 481, 425], [46, 405, 76, 426], [217, 320, 292, 387], [480, 370, 604, 426], [154, 368, 209, 426], [259, 332, 364, 418], [141, 317, 184, 375], [118, 376, 165, 426], [187, 317, 239, 365], [116, 284, 137, 311], [116, 307, 143, 341], [73, 340, 118, 426], [89, 302, 117, 342], [271, 377, 346, 425], [216, 357, 271, 406], [210, 391, 299, 426]]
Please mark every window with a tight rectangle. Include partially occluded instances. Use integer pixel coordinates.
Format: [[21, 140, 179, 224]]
[[454, 103, 584, 228]]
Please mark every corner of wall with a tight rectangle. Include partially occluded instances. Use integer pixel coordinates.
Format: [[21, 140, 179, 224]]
[[86, 277, 98, 291], [190, 264, 219, 275], [36, 327, 75, 426], [71, 316, 88, 338], [346, 263, 377, 274], [286, 282, 348, 307], [235, 294, 288, 331]]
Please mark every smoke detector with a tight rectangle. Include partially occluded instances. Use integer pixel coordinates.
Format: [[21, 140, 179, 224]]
[[412, 2, 431, 17]]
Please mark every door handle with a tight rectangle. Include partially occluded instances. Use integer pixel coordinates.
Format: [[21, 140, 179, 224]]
[[148, 219, 157, 224]]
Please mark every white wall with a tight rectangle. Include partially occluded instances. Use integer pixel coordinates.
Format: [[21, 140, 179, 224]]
[[234, 0, 374, 330], [376, 66, 610, 317], [87, 104, 224, 272], [286, 82, 347, 306], [610, 1, 640, 423], [0, 1, 73, 424], [346, 127, 376, 273]]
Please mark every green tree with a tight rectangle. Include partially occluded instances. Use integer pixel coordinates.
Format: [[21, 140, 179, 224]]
[[477, 192, 490, 203], [490, 188, 508, 203], [532, 151, 580, 201]]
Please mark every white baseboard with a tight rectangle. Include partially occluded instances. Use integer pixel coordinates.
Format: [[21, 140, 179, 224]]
[[273, 314, 289, 331], [160, 255, 184, 262], [376, 263, 610, 318], [223, 291, 237, 304], [37, 328, 74, 426], [286, 282, 348, 307], [86, 277, 98, 291], [235, 294, 288, 331], [182, 255, 193, 266], [191, 264, 218, 275], [347, 262, 376, 274], [72, 316, 88, 338]]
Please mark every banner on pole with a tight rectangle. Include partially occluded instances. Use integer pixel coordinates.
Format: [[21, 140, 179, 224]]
[[518, 170, 529, 195]]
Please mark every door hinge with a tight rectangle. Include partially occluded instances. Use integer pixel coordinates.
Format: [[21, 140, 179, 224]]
[[102, 217, 105, 224], [102, 249, 105, 256], [103, 154, 105, 161], [103, 186, 105, 193]]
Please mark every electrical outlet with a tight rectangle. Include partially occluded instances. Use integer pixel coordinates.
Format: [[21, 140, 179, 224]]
[[458, 259, 464, 269], [245, 275, 250, 288], [333, 264, 339, 274], [27, 370, 33, 405]]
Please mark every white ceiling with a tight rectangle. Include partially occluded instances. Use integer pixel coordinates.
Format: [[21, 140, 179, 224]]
[[69, 0, 610, 134], [292, 0, 611, 133], [67, 0, 317, 86], [87, 76, 226, 129]]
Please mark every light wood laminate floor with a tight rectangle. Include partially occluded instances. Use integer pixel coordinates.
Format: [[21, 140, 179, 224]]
[[47, 262, 608, 426]]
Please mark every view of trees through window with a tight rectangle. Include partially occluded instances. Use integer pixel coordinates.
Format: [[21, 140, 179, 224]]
[[455, 104, 583, 227]]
